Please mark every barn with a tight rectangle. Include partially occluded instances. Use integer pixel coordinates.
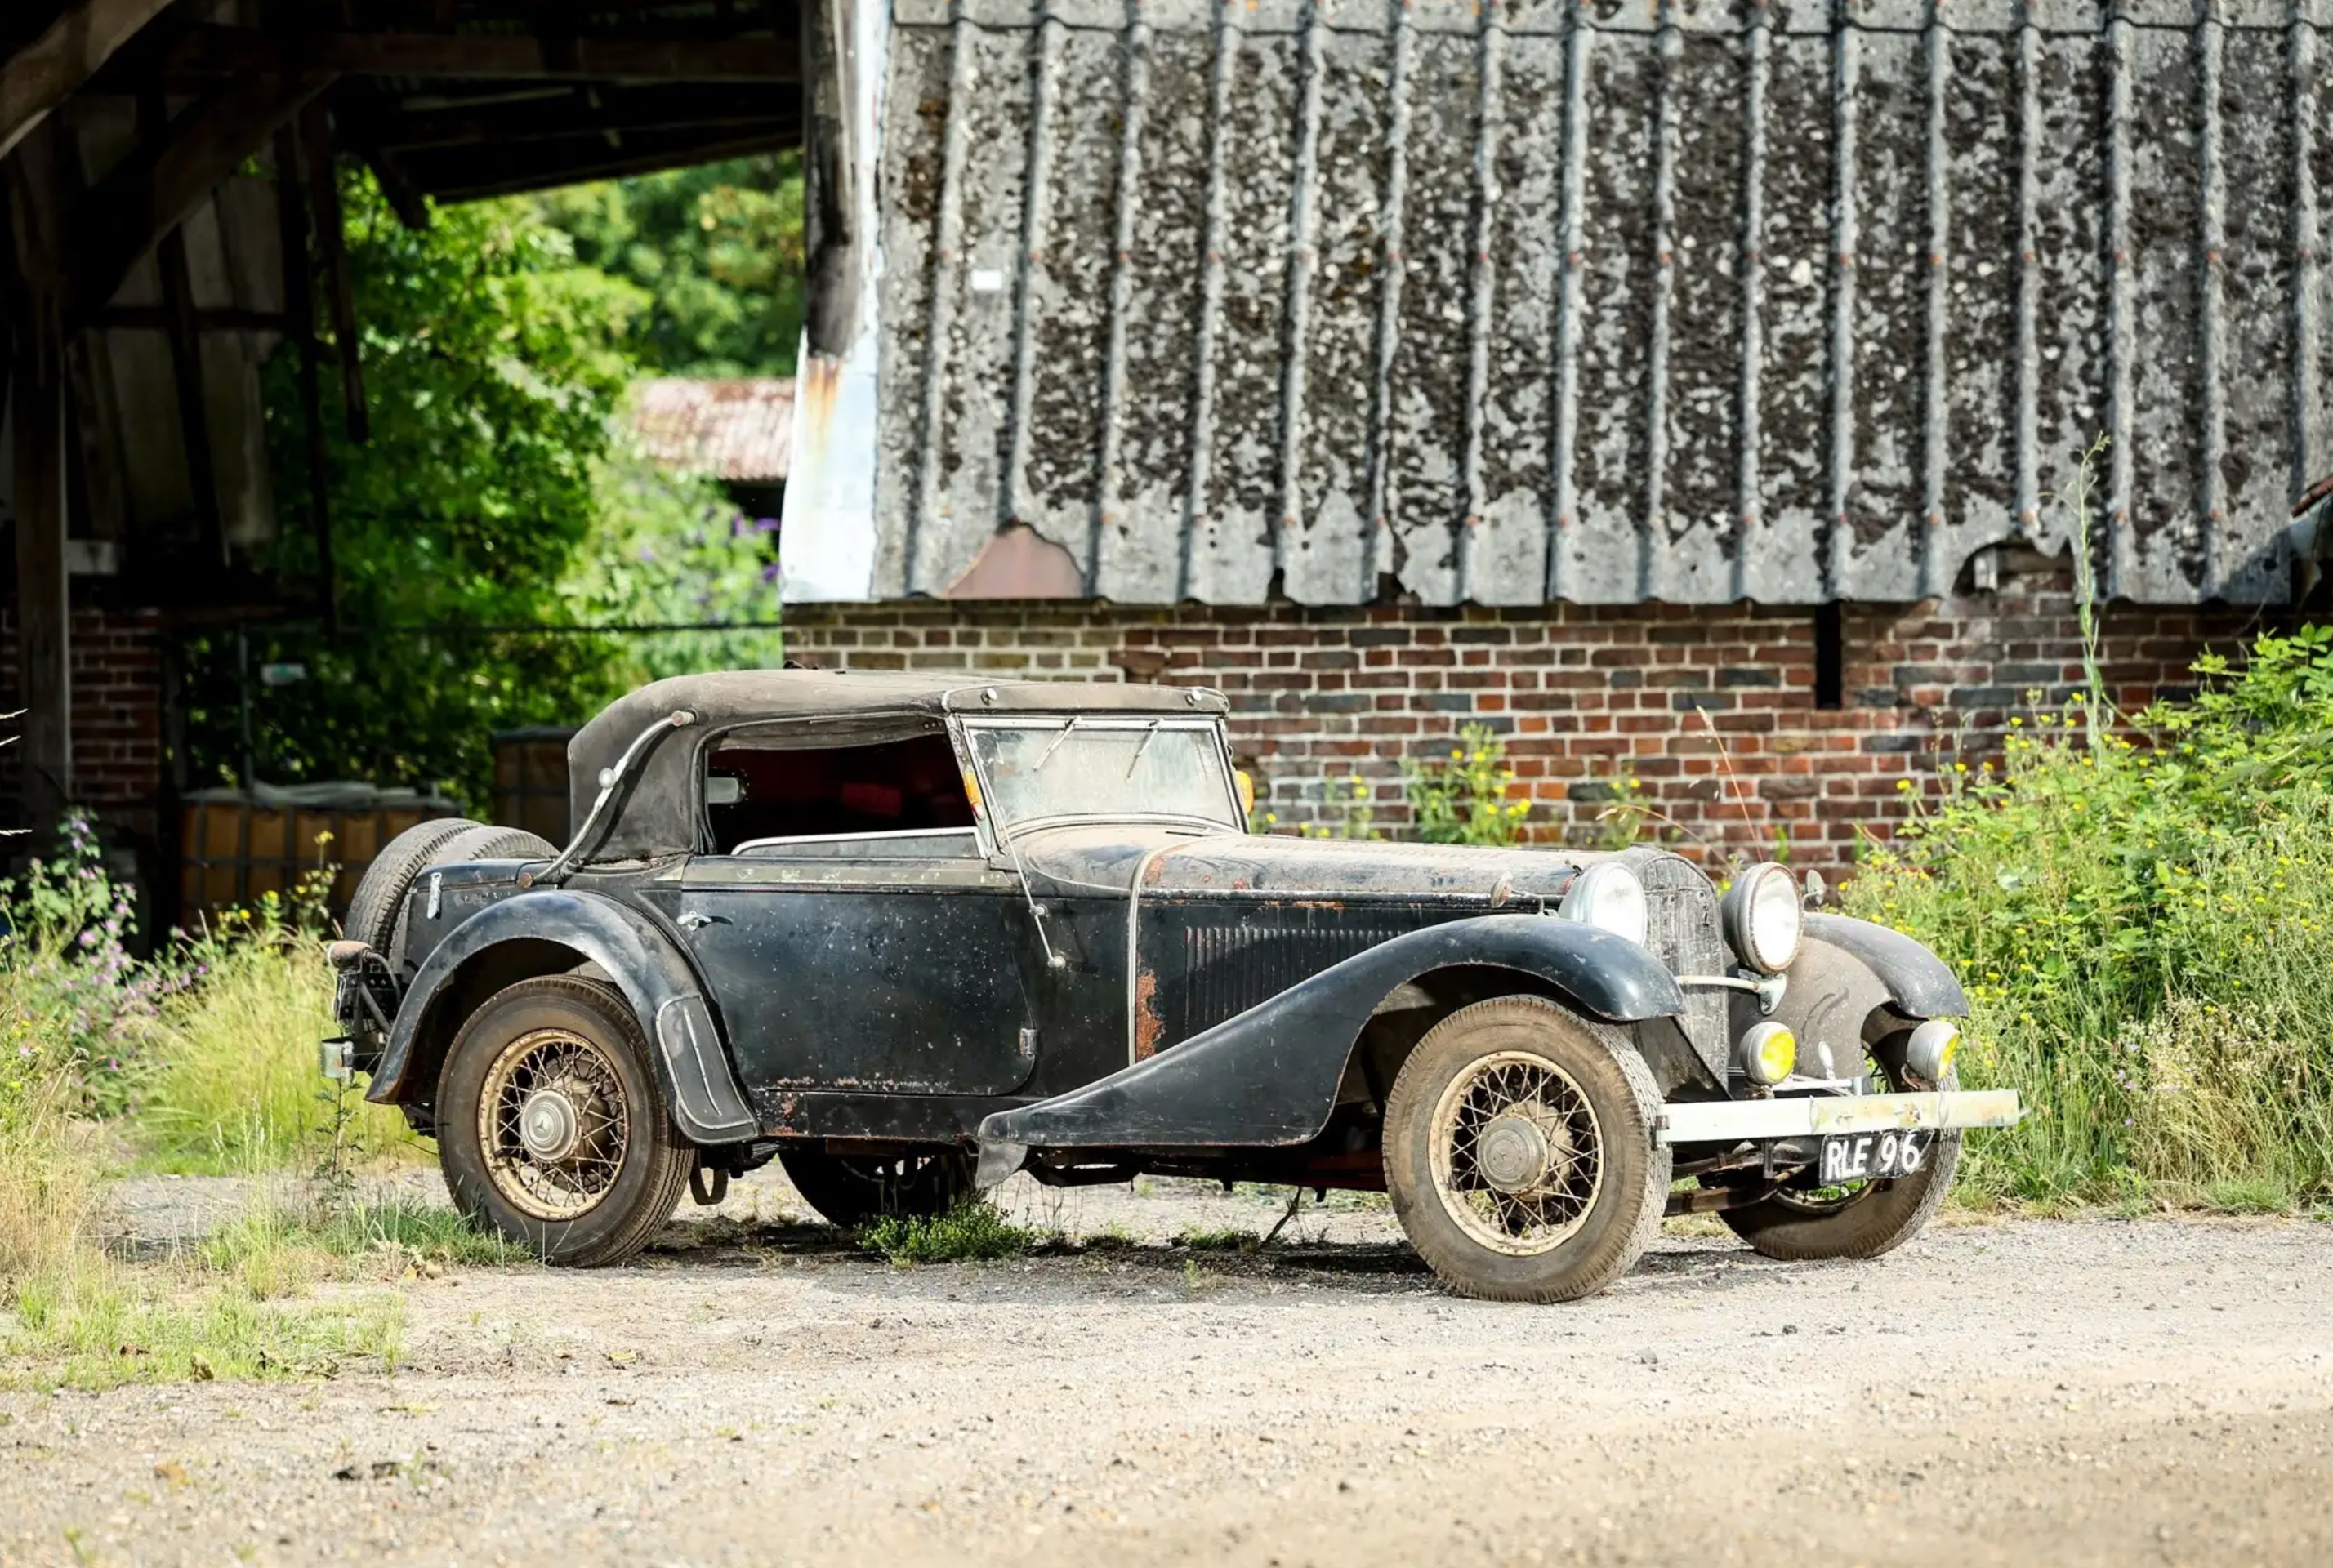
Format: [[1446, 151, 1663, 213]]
[[2, 0, 2326, 904]]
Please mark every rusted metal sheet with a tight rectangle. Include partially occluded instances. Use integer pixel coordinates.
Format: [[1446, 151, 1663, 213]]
[[778, 0, 2333, 607]]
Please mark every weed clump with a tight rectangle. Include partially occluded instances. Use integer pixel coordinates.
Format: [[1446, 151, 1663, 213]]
[[1846, 625, 2333, 1210], [855, 1202, 1033, 1264], [1173, 1227, 1257, 1253]]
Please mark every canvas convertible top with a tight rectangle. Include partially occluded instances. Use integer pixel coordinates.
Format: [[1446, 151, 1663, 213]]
[[566, 670, 1230, 862]]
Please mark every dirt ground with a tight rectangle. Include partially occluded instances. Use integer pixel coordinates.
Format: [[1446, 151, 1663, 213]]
[[5, 1169, 2331, 1568]]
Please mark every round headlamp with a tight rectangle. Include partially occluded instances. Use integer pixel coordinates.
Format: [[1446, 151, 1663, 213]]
[[1722, 861, 1804, 972], [1557, 862, 1648, 947]]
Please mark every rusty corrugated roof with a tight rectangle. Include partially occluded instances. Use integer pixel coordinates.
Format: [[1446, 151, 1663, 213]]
[[629, 376, 794, 483], [778, 0, 2331, 607]]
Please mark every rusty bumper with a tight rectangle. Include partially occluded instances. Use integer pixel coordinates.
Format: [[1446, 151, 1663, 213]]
[[1657, 1089, 2023, 1147]]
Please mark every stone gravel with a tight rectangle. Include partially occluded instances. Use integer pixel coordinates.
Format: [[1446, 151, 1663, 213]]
[[4, 1171, 2329, 1567]]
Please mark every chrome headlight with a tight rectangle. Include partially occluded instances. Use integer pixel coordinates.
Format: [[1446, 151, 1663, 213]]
[[1558, 863, 1648, 947], [1722, 861, 1804, 972]]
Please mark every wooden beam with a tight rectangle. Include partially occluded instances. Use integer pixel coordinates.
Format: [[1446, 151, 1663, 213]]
[[275, 121, 337, 636], [142, 87, 226, 565], [302, 104, 369, 440], [11, 357, 73, 831], [367, 84, 799, 151], [66, 69, 337, 329], [413, 127, 800, 202], [5, 121, 73, 831], [92, 303, 293, 333], [0, 0, 177, 163], [168, 25, 800, 83]]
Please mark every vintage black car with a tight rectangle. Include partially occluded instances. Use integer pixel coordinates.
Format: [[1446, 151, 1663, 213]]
[[325, 671, 2019, 1301]]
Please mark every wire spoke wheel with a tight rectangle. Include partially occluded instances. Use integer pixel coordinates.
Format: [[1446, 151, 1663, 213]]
[[1427, 1049, 1604, 1258], [477, 1027, 632, 1222]]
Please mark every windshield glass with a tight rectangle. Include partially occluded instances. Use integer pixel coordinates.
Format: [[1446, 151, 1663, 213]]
[[966, 719, 1241, 833]]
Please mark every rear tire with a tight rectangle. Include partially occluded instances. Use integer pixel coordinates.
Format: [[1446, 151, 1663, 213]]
[[436, 975, 691, 1266], [1381, 996, 1670, 1303], [385, 824, 558, 973], [343, 817, 477, 953], [1717, 1044, 1961, 1262], [778, 1146, 975, 1230]]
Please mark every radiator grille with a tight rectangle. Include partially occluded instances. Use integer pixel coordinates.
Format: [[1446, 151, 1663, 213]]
[[1639, 856, 1729, 1066]]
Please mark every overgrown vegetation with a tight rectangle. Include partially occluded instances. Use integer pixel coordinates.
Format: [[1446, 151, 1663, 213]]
[[1846, 626, 2333, 1211], [855, 1202, 1035, 1265], [185, 167, 786, 811], [1406, 724, 1533, 846], [534, 152, 804, 379], [0, 823, 515, 1388]]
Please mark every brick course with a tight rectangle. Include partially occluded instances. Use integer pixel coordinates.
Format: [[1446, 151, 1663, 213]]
[[783, 559, 2261, 877], [0, 605, 167, 841]]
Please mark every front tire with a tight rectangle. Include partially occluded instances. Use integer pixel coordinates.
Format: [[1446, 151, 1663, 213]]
[[437, 976, 692, 1266], [1382, 996, 1670, 1303]]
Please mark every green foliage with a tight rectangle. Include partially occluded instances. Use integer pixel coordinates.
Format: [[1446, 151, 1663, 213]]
[[564, 442, 786, 686], [136, 933, 417, 1177], [855, 1202, 1034, 1264], [533, 154, 805, 378], [1844, 626, 2333, 1209], [183, 171, 783, 808], [1405, 724, 1532, 846]]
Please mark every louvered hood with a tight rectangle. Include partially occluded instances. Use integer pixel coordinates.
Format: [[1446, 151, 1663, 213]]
[[1014, 826, 1723, 1062]]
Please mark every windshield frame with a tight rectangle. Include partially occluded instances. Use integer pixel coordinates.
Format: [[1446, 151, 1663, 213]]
[[953, 714, 1246, 842]]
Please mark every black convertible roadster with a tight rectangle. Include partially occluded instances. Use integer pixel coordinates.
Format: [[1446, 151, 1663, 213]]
[[326, 671, 2018, 1301]]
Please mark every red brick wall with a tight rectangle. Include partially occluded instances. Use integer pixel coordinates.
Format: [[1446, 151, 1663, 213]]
[[782, 557, 2261, 877], [0, 605, 167, 840]]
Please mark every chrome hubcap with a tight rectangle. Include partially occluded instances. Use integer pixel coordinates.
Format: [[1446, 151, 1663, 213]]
[[1475, 1114, 1553, 1193], [520, 1089, 582, 1161]]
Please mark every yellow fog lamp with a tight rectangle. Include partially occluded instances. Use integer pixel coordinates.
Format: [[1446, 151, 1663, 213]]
[[1736, 1021, 1798, 1086], [1905, 1019, 1961, 1084]]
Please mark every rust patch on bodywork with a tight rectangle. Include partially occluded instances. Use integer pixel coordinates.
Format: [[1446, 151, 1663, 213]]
[[1134, 969, 1164, 1061]]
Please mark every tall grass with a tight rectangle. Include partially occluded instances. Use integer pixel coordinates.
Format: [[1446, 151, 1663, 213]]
[[0, 821, 449, 1389], [1846, 628, 2333, 1210], [137, 936, 418, 1174]]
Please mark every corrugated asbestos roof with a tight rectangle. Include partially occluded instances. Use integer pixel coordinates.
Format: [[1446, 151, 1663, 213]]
[[630, 377, 795, 482], [792, 0, 2331, 607]]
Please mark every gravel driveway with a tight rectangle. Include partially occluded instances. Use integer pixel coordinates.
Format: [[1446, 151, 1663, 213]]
[[4, 1171, 2328, 1567]]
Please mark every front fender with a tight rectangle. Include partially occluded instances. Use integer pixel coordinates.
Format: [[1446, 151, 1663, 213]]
[[979, 913, 1681, 1155], [364, 889, 756, 1144], [1801, 915, 1969, 1019]]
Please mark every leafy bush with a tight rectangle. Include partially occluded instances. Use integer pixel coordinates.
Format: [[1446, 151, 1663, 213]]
[[856, 1202, 1034, 1264], [1845, 627, 2333, 1208], [533, 152, 805, 378], [184, 171, 783, 812], [1406, 724, 1531, 847]]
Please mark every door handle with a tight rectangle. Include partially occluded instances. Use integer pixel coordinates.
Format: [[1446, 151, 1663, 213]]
[[676, 910, 726, 932]]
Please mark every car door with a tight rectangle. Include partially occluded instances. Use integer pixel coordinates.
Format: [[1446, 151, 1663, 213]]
[[677, 828, 1041, 1097]]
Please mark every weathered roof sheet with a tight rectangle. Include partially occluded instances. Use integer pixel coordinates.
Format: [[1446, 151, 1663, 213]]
[[780, 0, 2331, 607], [629, 377, 796, 483]]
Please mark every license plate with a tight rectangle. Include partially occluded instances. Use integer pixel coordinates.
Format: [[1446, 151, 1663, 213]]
[[1818, 1128, 1932, 1184]]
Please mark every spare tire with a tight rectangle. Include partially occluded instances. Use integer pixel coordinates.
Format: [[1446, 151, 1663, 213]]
[[385, 823, 559, 975], [344, 817, 480, 953]]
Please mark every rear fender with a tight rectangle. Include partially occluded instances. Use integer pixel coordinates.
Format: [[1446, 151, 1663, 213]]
[[364, 889, 756, 1144], [978, 913, 1681, 1158]]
